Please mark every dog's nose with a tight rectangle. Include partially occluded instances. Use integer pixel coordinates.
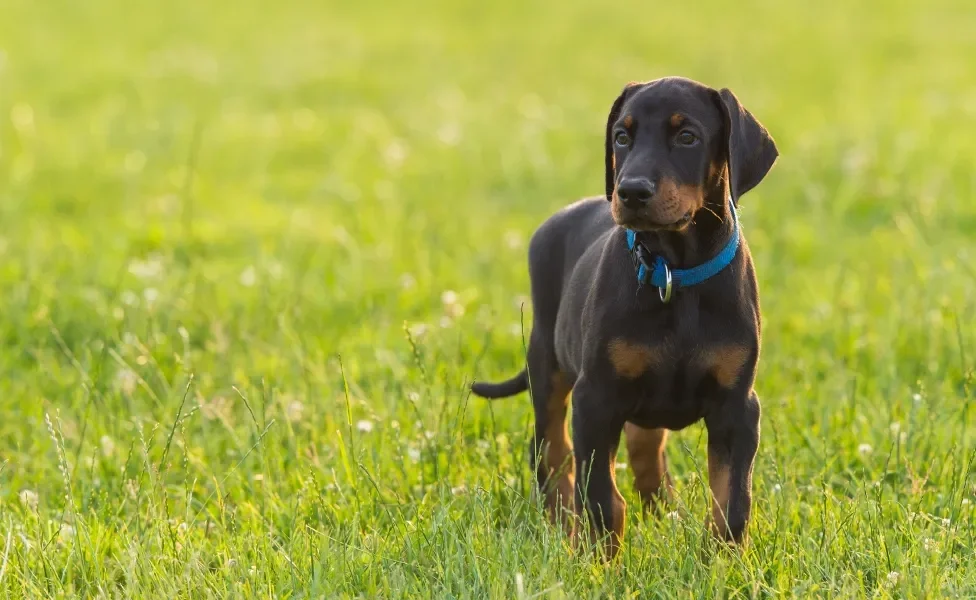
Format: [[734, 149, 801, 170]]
[[616, 177, 656, 209]]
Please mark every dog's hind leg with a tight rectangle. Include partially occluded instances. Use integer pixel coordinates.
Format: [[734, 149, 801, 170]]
[[624, 424, 673, 514], [526, 334, 575, 529]]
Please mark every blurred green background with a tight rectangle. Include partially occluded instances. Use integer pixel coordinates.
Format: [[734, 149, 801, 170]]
[[1, 0, 975, 597]]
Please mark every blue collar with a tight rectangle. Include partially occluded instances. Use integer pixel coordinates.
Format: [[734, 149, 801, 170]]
[[625, 202, 740, 303]]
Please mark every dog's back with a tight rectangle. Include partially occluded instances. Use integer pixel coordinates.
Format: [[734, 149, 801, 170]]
[[526, 197, 615, 322], [470, 197, 612, 399]]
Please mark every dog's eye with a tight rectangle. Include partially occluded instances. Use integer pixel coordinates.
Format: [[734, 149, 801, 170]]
[[614, 131, 632, 147], [675, 130, 698, 146]]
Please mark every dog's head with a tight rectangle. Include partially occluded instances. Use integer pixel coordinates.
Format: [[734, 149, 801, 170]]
[[604, 77, 778, 231]]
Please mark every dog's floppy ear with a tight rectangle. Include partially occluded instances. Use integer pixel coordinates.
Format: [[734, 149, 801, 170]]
[[716, 88, 778, 203], [604, 82, 643, 202]]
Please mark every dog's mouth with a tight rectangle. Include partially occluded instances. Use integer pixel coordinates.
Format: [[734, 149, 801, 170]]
[[616, 210, 693, 232]]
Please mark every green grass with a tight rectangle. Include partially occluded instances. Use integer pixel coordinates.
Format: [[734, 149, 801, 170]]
[[1, 0, 975, 597]]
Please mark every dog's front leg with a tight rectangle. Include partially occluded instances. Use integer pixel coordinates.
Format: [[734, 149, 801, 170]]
[[571, 381, 626, 559], [704, 389, 761, 544]]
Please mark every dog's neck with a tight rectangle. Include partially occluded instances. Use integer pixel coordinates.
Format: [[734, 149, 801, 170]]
[[639, 182, 736, 270]]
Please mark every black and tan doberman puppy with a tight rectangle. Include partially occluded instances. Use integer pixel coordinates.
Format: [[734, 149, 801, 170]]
[[472, 76, 778, 557]]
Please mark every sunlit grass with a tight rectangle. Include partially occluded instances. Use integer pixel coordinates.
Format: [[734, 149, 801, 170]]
[[0, 0, 975, 597]]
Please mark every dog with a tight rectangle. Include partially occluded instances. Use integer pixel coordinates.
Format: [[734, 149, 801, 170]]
[[471, 76, 778, 557]]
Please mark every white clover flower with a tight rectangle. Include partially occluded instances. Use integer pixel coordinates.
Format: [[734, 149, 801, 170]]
[[239, 266, 257, 287], [115, 368, 138, 395], [59, 524, 75, 542], [285, 401, 304, 423], [441, 290, 464, 319], [437, 122, 461, 146], [441, 290, 458, 306], [100, 435, 116, 457], [128, 255, 163, 279], [19, 490, 39, 511], [383, 140, 408, 167]]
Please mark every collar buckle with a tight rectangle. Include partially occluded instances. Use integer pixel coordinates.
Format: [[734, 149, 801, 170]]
[[630, 237, 672, 304], [658, 262, 672, 303], [630, 240, 652, 283]]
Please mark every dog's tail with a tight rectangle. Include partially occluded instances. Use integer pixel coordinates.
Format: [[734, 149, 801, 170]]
[[471, 368, 528, 399]]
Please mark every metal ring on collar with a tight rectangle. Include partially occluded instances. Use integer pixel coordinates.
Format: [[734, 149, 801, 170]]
[[659, 263, 673, 303]]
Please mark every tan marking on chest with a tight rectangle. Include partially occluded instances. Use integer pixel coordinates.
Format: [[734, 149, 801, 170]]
[[608, 339, 664, 379], [703, 345, 751, 388]]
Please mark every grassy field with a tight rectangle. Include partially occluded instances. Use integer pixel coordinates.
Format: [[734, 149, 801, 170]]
[[1, 0, 975, 597]]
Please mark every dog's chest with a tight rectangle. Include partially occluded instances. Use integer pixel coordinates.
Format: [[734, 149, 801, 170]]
[[605, 335, 750, 430]]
